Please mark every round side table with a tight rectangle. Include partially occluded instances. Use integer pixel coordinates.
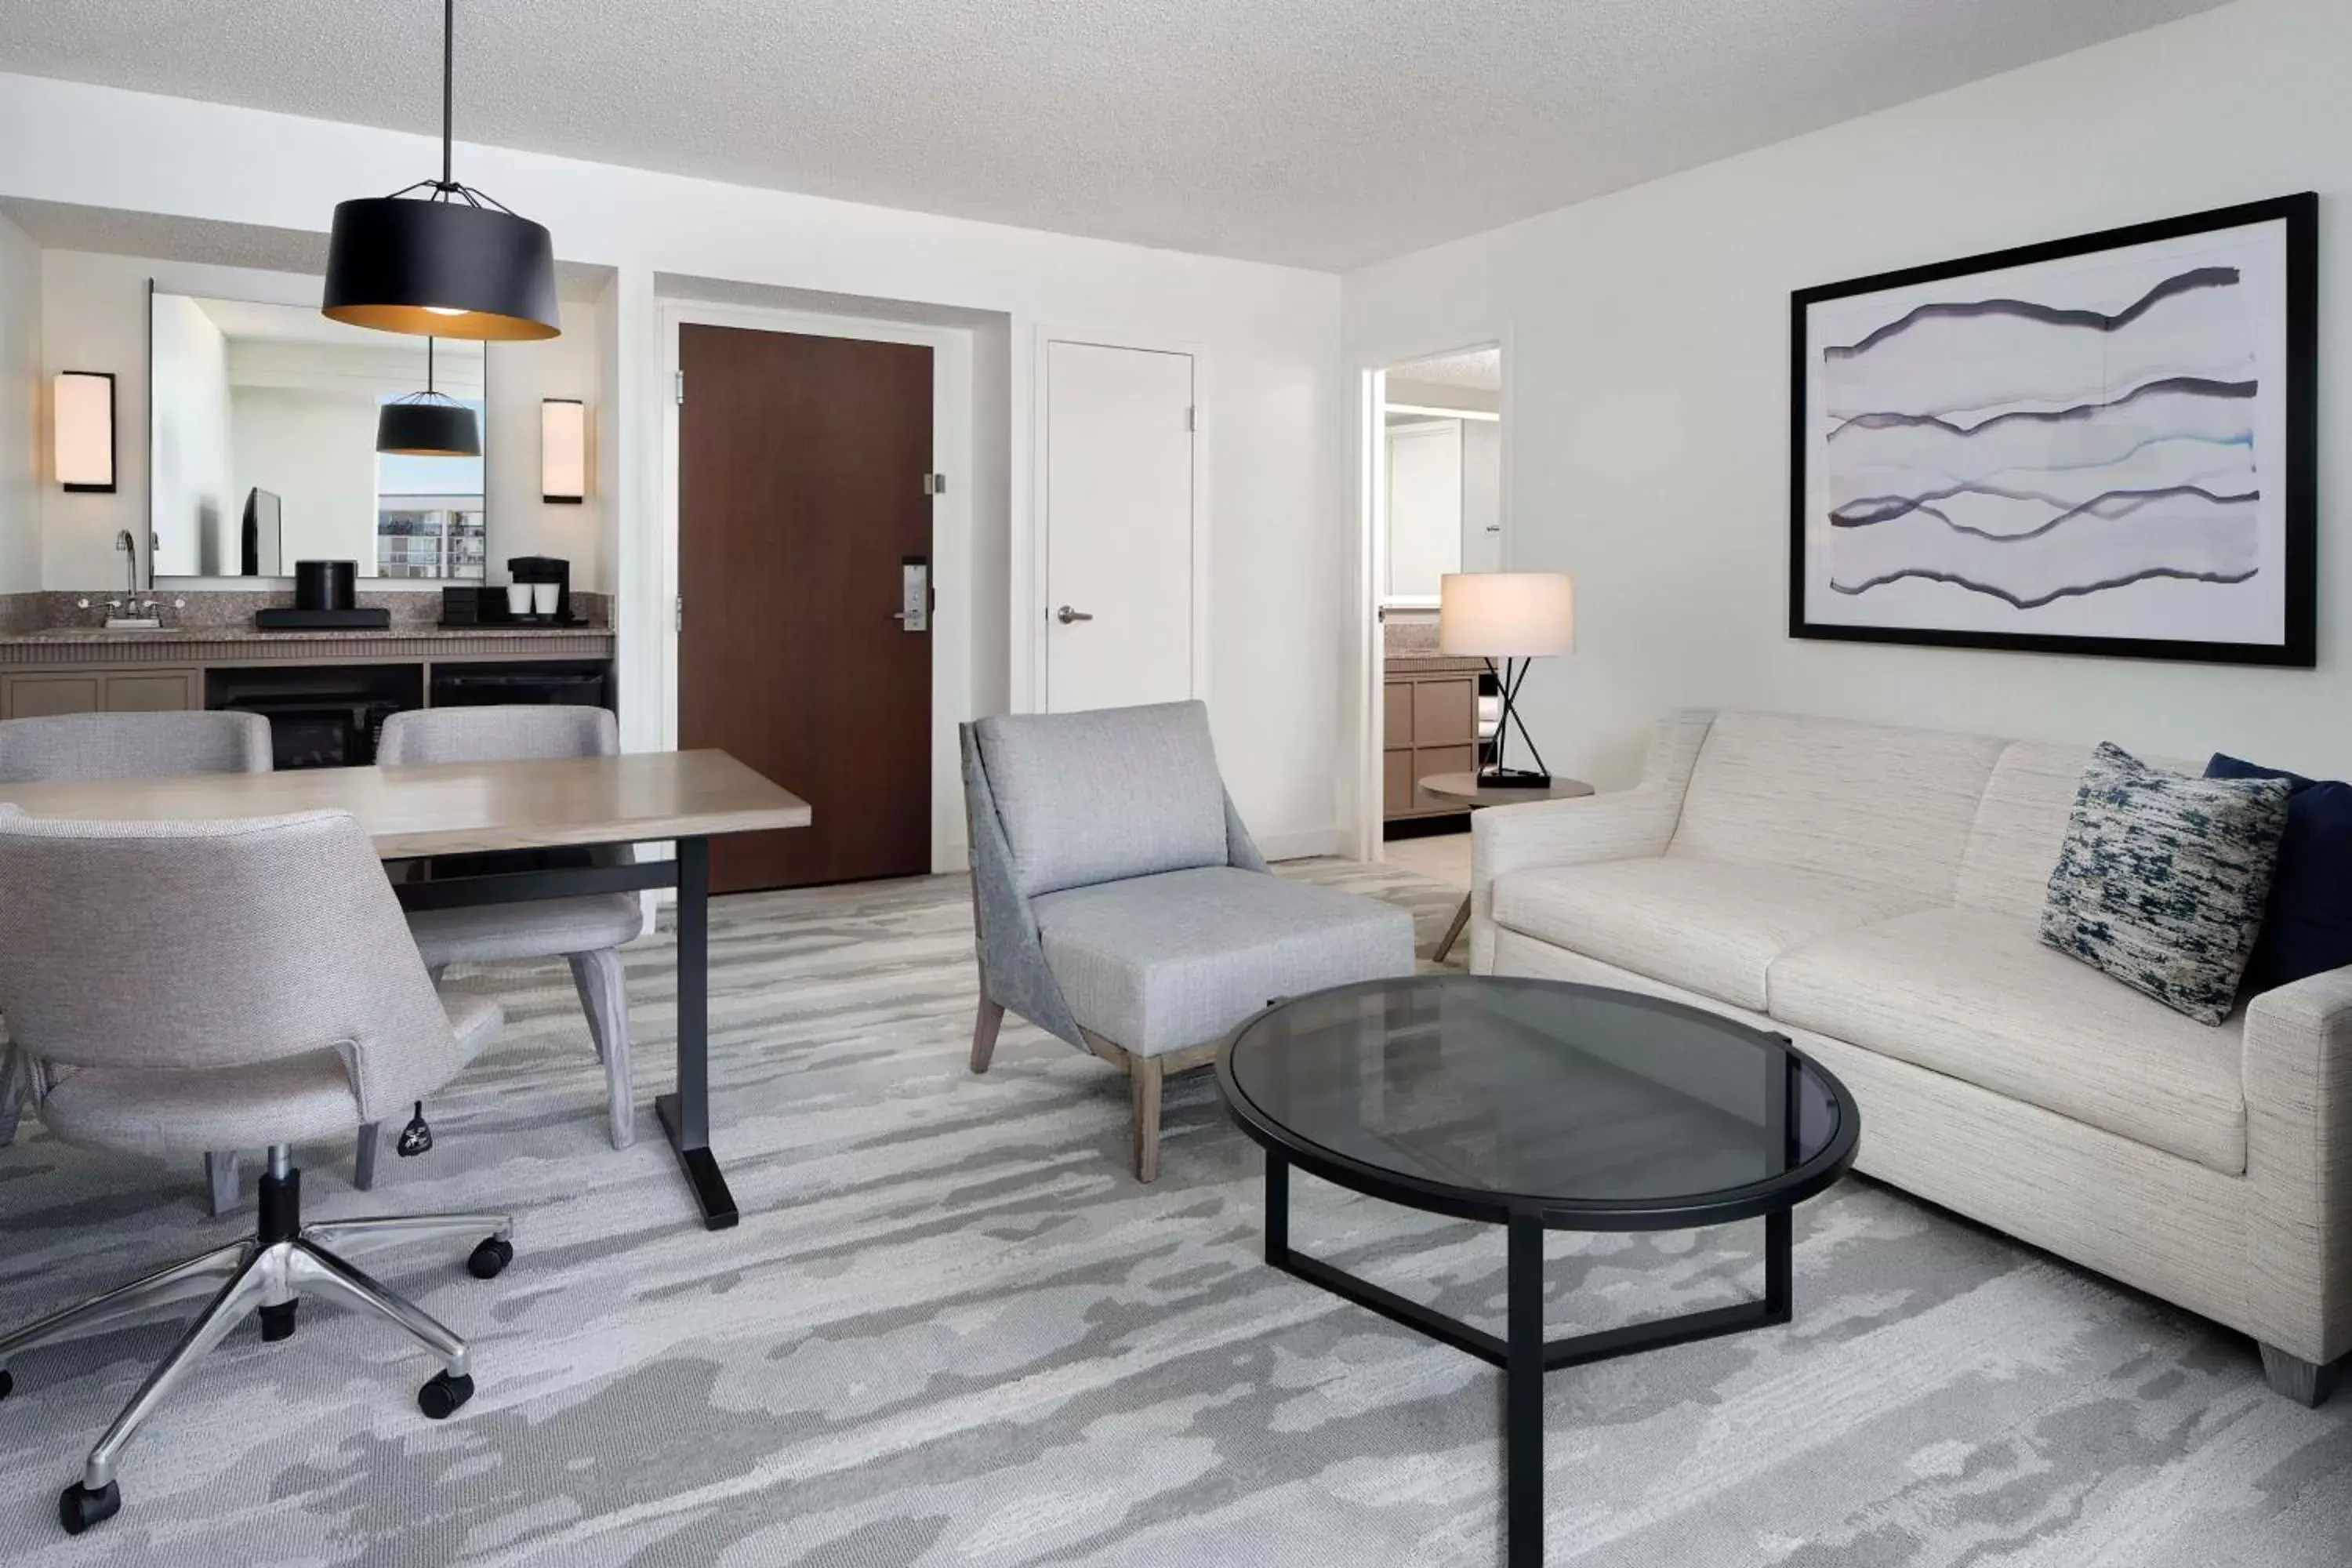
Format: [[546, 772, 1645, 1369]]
[[1414, 771, 1592, 964]]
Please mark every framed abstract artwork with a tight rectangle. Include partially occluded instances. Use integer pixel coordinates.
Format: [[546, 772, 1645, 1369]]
[[1790, 194, 2316, 666]]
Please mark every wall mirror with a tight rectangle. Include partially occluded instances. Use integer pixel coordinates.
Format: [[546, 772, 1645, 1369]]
[[147, 288, 488, 583], [1379, 346, 1501, 608]]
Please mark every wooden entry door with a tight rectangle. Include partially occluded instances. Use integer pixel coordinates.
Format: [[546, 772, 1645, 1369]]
[[678, 325, 934, 893]]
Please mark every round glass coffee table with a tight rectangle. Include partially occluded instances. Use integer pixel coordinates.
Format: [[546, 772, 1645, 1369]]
[[1216, 975, 1860, 1568]]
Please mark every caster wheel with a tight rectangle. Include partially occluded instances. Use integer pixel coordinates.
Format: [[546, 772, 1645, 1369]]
[[259, 1301, 299, 1342], [418, 1370, 474, 1421], [58, 1479, 120, 1535], [466, 1237, 514, 1280]]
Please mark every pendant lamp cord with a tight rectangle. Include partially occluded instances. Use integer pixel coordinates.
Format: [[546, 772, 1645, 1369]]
[[441, 0, 455, 189]]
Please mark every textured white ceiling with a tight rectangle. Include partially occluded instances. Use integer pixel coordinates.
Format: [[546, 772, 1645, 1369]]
[[0, 0, 2224, 270]]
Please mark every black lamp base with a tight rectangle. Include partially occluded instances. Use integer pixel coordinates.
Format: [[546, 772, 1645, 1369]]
[[1475, 765, 1554, 789]]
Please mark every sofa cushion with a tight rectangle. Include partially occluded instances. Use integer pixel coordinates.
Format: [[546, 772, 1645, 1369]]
[[1955, 740, 2199, 922], [975, 702, 1230, 897], [1668, 710, 2005, 902], [2206, 753, 2352, 995], [1033, 867, 1414, 1054], [1490, 856, 1930, 1012], [2039, 744, 2289, 1025], [1769, 906, 2245, 1174]]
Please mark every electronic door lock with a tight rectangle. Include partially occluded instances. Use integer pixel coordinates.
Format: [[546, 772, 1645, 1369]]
[[892, 559, 930, 632]]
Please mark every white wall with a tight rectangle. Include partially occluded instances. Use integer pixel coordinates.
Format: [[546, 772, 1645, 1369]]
[[227, 384, 377, 567], [147, 290, 231, 575], [1345, 0, 2352, 796], [0, 70, 1347, 852], [486, 297, 601, 589], [0, 209, 37, 592]]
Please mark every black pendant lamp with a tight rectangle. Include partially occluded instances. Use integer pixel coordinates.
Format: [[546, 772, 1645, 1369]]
[[378, 339, 482, 457], [325, 0, 559, 342]]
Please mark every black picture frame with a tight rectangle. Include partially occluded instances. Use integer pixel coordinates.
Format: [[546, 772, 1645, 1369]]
[[1788, 193, 2317, 667]]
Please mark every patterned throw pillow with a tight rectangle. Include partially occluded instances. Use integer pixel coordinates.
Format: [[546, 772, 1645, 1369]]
[[2039, 743, 2292, 1024]]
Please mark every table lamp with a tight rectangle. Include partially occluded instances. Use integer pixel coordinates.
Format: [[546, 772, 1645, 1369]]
[[1439, 572, 1573, 787]]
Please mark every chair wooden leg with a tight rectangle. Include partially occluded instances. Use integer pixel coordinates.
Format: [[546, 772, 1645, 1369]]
[[204, 1151, 241, 1215], [568, 949, 636, 1150], [970, 996, 1007, 1074], [1131, 1055, 1165, 1184]]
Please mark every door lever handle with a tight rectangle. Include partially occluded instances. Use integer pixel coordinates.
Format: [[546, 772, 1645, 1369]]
[[1055, 605, 1094, 625]]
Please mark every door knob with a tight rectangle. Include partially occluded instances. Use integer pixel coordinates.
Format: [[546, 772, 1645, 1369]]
[[1055, 605, 1094, 625]]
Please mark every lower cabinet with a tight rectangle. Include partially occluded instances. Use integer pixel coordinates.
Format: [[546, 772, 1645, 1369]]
[[0, 668, 199, 720], [1383, 658, 1485, 825]]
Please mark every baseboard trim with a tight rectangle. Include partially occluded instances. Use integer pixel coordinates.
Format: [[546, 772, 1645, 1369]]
[[1259, 828, 1349, 862]]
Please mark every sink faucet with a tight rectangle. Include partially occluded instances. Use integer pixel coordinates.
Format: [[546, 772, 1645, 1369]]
[[116, 529, 138, 597]]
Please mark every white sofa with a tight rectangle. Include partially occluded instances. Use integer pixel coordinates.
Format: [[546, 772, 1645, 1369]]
[[1469, 708, 2352, 1404]]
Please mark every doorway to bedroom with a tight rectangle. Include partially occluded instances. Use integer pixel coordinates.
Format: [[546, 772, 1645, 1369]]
[[1367, 344, 1504, 905]]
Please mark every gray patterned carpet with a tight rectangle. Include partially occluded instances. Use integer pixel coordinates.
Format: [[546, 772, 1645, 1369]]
[[2, 861, 2349, 1566]]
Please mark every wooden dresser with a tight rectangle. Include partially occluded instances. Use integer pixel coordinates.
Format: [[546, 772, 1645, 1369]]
[[1383, 655, 1485, 823]]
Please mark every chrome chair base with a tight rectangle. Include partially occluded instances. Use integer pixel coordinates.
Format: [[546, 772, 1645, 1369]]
[[0, 1146, 511, 1536]]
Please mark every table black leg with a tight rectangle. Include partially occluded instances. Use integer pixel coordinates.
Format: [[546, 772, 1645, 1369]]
[[1505, 1210, 1544, 1568], [654, 835, 738, 1230], [1265, 1150, 1290, 1266], [1764, 1051, 1798, 1319]]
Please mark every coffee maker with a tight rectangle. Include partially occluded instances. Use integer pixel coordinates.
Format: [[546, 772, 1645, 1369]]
[[506, 555, 572, 623]]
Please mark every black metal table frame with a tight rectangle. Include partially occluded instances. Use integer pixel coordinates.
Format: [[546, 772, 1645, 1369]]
[[391, 835, 735, 1230], [1222, 1008, 1857, 1568]]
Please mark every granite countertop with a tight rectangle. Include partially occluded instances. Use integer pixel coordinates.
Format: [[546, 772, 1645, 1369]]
[[0, 622, 612, 647]]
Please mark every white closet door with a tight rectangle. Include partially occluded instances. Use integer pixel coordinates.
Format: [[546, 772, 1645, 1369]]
[[1044, 340, 1196, 713]]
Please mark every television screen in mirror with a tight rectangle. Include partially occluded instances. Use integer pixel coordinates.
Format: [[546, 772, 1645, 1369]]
[[148, 289, 488, 582]]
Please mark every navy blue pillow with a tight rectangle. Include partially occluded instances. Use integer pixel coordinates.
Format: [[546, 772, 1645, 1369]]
[[2205, 753, 2352, 994]]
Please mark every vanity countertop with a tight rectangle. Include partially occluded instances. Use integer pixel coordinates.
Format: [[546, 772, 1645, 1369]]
[[0, 623, 610, 646], [0, 622, 613, 667]]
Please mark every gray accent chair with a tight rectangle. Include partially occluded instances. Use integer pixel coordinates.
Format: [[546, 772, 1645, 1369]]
[[962, 700, 1415, 1181], [365, 705, 641, 1174], [0, 711, 272, 1207], [0, 810, 512, 1537]]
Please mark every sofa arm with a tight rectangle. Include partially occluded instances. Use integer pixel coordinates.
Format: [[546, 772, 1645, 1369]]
[[1466, 708, 1713, 972], [1472, 786, 1682, 884], [2243, 964, 2352, 1363]]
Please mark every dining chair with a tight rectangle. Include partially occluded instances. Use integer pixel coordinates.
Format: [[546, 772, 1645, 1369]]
[[0, 711, 271, 1215], [365, 705, 641, 1174], [0, 809, 512, 1537], [961, 700, 1417, 1181]]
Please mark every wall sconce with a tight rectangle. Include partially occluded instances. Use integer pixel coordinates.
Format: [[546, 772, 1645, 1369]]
[[54, 372, 117, 493], [541, 397, 587, 503]]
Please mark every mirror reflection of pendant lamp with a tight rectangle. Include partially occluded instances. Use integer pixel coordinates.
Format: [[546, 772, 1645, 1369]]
[[377, 338, 482, 457], [1439, 572, 1575, 788], [323, 0, 559, 342]]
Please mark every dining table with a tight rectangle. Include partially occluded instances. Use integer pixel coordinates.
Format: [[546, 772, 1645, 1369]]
[[0, 747, 812, 1232]]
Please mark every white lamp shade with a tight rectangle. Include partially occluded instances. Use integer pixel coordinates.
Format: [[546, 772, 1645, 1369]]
[[541, 397, 587, 503], [1439, 572, 1573, 657], [54, 372, 116, 492]]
